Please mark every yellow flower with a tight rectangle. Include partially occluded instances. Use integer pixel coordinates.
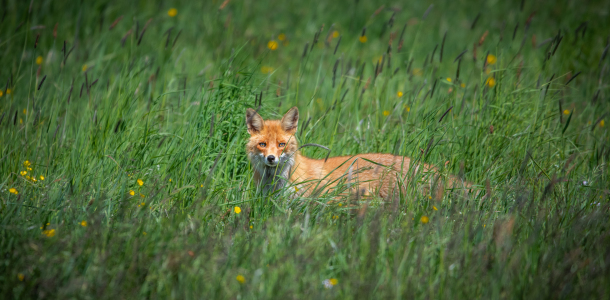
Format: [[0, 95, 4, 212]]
[[200, 184, 203, 187], [460, 83, 466, 88], [80, 221, 87, 227], [485, 77, 496, 88], [332, 31, 339, 38], [486, 54, 497, 65], [412, 68, 423, 76], [141, 202, 145, 206], [0, 91, 3, 97], [129, 190, 135, 196], [168, 8, 178, 17], [600, 120, 605, 127], [236, 275, 246, 284], [329, 278, 338, 286], [9, 188, 18, 195], [267, 40, 278, 50], [20, 118, 23, 124], [383, 110, 390, 116], [420, 216, 429, 224], [338, 203, 342, 207], [82, 64, 88, 72], [446, 77, 452, 82], [563, 109, 570, 115], [397, 91, 403, 97], [433, 206, 438, 211], [295, 186, 299, 192], [18, 273, 25, 281], [143, 231, 147, 235], [20, 171, 27, 176], [140, 193, 145, 198], [169, 178, 172, 182], [137, 179, 144, 186], [278, 33, 286, 41], [428, 196, 432, 199], [234, 206, 242, 214], [32, 177, 37, 182], [261, 66, 273, 74], [359, 35, 367, 43], [405, 106, 411, 112], [43, 229, 56, 237], [36, 56, 43, 65], [39, 175, 45, 181], [250, 225, 253, 229]]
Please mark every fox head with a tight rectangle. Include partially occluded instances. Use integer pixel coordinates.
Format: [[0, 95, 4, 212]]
[[246, 107, 299, 169]]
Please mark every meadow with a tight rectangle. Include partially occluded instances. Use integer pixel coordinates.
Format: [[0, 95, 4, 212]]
[[1, 0, 610, 298]]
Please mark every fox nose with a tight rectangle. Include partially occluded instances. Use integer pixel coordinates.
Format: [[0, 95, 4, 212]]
[[267, 155, 276, 163]]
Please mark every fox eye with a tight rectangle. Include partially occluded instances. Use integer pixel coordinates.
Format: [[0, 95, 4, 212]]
[[259, 142, 266, 147], [278, 143, 286, 147]]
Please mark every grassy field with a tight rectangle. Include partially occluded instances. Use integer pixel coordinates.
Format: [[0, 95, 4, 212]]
[[2, 0, 610, 298]]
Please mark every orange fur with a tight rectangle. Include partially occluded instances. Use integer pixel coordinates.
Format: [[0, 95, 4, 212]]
[[246, 107, 473, 198]]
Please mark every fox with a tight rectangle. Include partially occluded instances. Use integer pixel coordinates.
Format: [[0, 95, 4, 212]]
[[246, 106, 473, 199]]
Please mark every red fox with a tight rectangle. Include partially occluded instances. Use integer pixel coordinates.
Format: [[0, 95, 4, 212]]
[[246, 107, 473, 198]]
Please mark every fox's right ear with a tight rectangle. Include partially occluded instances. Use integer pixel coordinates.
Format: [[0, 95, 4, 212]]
[[246, 108, 264, 134]]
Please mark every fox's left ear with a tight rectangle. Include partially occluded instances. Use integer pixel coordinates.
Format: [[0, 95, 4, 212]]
[[280, 106, 299, 134]]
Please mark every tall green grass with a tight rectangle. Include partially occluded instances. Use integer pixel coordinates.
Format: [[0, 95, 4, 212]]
[[1, 0, 609, 298]]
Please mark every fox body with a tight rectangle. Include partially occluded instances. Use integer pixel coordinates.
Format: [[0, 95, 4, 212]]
[[246, 107, 471, 198]]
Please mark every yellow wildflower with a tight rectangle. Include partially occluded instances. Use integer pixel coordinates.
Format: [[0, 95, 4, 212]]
[[278, 33, 286, 41], [405, 106, 411, 112], [485, 77, 496, 88], [36, 56, 43, 65], [433, 206, 438, 211], [446, 77, 452, 82], [600, 120, 605, 127], [563, 109, 570, 115], [420, 216, 429, 224], [267, 40, 278, 50], [330, 278, 338, 286], [143, 231, 147, 235], [43, 229, 56, 237], [486, 54, 497, 65], [82, 64, 88, 72], [236, 275, 246, 284], [129, 190, 135, 196], [140, 194, 145, 198], [397, 91, 403, 97], [250, 225, 253, 229], [295, 186, 299, 192], [39, 175, 45, 181], [20, 171, 27, 176], [461, 83, 466, 88], [0, 91, 3, 96], [261, 66, 273, 74], [80, 221, 87, 227], [168, 8, 178, 17], [332, 31, 339, 38], [383, 110, 390, 116], [234, 206, 242, 214], [18, 273, 24, 281], [6, 88, 11, 94], [137, 179, 144, 186], [359, 35, 367, 43], [169, 178, 172, 182]]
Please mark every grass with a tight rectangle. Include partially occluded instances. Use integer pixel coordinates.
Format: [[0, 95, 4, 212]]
[[1, 0, 610, 298]]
